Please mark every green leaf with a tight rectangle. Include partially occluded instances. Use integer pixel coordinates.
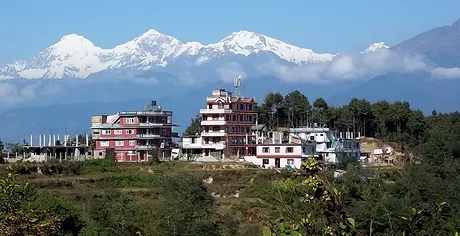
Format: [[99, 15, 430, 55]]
[[263, 226, 273, 236], [347, 217, 356, 228], [279, 218, 286, 232]]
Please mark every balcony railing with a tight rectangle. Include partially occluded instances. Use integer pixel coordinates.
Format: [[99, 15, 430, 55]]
[[201, 131, 227, 137], [138, 122, 169, 126], [137, 134, 161, 138], [201, 143, 225, 150], [201, 120, 227, 126], [199, 109, 232, 114]]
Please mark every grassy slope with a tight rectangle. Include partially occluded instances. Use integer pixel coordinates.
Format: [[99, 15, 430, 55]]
[[7, 161, 271, 235]]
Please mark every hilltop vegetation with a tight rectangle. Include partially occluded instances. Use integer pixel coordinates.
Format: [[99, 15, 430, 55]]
[[2, 94, 460, 235]]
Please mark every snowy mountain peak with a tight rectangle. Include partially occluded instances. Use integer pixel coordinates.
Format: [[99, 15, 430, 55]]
[[52, 33, 100, 53], [453, 18, 460, 28], [0, 29, 340, 79], [206, 30, 335, 63], [362, 42, 390, 53]]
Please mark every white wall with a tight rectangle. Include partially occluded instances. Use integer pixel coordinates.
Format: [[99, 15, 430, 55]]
[[256, 145, 302, 157], [244, 156, 302, 169], [182, 137, 202, 148]]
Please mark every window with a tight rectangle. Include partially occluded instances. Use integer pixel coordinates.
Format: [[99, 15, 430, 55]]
[[93, 130, 100, 135], [100, 141, 109, 147], [262, 159, 269, 165], [262, 147, 270, 153], [115, 141, 124, 146], [114, 130, 122, 135], [129, 140, 135, 146], [102, 130, 111, 135], [126, 118, 135, 124], [286, 147, 294, 153], [287, 159, 294, 165], [162, 129, 168, 136], [126, 129, 134, 134], [275, 147, 280, 153]]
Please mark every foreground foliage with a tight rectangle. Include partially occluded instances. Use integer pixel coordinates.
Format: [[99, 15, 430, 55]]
[[0, 166, 82, 235]]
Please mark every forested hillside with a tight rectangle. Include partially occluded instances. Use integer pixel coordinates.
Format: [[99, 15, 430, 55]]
[[2, 93, 460, 235]]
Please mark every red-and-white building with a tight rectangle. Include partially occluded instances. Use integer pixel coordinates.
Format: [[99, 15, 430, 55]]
[[91, 101, 178, 162], [245, 144, 304, 169], [200, 88, 257, 159]]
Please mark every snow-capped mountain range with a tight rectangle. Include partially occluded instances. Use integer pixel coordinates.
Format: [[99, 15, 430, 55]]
[[0, 29, 388, 79], [362, 42, 390, 53]]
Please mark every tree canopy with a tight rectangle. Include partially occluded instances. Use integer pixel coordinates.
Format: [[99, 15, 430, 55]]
[[183, 114, 202, 136]]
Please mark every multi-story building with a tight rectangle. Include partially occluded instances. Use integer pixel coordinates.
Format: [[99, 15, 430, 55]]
[[289, 126, 361, 163], [91, 101, 178, 162], [199, 88, 257, 159]]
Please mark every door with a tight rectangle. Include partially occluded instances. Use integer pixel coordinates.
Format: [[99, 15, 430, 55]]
[[275, 158, 280, 168]]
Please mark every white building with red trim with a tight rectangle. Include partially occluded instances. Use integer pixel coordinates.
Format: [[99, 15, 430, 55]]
[[244, 143, 313, 169]]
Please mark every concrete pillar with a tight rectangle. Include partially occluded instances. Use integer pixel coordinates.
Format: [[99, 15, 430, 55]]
[[39, 135, 42, 147], [30, 135, 33, 147], [58, 134, 60, 142], [53, 135, 56, 146], [86, 134, 89, 146], [76, 134, 79, 147], [43, 135, 46, 147]]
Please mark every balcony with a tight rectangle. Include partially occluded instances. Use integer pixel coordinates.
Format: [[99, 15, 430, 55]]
[[201, 131, 227, 137], [201, 143, 226, 150], [135, 145, 155, 150], [138, 122, 169, 127], [201, 120, 227, 126], [137, 134, 161, 138], [200, 108, 232, 114]]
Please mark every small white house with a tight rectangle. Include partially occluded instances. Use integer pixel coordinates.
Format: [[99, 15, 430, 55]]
[[180, 135, 202, 160], [244, 143, 311, 169]]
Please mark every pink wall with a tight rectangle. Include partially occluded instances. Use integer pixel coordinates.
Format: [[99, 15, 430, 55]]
[[99, 129, 138, 138], [96, 140, 137, 149], [115, 150, 139, 162], [120, 117, 139, 126], [256, 145, 302, 158]]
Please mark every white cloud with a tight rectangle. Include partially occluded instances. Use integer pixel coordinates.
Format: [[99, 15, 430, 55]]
[[216, 62, 247, 83], [0, 81, 64, 107], [261, 49, 443, 83], [431, 67, 460, 79]]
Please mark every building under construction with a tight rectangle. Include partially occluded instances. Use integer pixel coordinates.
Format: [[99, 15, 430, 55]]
[[24, 134, 91, 162]]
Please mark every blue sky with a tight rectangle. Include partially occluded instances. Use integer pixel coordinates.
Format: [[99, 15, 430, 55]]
[[0, 0, 459, 64]]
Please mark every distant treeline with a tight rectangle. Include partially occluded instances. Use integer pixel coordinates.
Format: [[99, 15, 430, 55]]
[[255, 90, 431, 148]]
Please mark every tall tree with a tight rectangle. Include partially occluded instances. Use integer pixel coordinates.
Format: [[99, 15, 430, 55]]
[[348, 98, 373, 136], [312, 97, 329, 125], [282, 90, 310, 128], [260, 92, 284, 129], [372, 100, 391, 139], [184, 114, 202, 136]]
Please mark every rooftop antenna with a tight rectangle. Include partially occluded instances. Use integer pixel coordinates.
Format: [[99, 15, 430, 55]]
[[233, 75, 242, 97]]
